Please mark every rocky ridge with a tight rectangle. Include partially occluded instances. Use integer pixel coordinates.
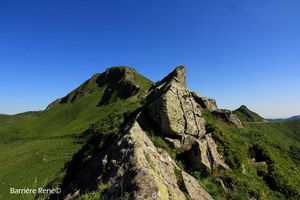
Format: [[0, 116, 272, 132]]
[[58, 66, 244, 200]]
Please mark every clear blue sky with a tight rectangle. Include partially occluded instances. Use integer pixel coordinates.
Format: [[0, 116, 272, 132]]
[[0, 0, 299, 118]]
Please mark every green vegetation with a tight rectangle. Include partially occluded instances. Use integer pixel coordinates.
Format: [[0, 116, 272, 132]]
[[233, 105, 265, 122], [0, 67, 152, 200], [201, 109, 300, 199], [78, 191, 101, 200]]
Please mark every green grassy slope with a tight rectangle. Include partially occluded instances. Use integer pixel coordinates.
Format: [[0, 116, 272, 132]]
[[0, 67, 152, 200], [199, 110, 300, 199], [233, 105, 265, 122]]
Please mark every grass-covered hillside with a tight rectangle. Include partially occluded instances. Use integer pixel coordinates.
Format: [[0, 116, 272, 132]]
[[233, 105, 265, 123], [200, 110, 300, 199], [0, 67, 152, 200]]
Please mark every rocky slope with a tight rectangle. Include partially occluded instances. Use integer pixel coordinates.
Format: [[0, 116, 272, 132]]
[[52, 66, 242, 200]]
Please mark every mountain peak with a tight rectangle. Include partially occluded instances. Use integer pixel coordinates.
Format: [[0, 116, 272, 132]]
[[239, 105, 248, 109], [233, 105, 265, 122], [46, 66, 153, 110], [101, 66, 138, 81]]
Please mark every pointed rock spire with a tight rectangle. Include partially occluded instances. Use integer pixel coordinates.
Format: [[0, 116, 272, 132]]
[[172, 65, 186, 86], [147, 65, 206, 138], [155, 65, 187, 87]]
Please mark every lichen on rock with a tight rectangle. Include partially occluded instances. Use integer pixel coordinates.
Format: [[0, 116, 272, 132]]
[[181, 171, 214, 200], [99, 120, 187, 200], [191, 92, 218, 112], [147, 66, 206, 138], [189, 134, 229, 170]]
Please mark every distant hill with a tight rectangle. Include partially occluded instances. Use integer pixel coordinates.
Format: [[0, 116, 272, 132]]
[[0, 111, 41, 126], [268, 115, 300, 122], [233, 105, 265, 122]]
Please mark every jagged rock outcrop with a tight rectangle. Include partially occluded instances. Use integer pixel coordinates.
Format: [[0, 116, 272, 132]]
[[213, 109, 243, 128], [181, 171, 214, 200], [99, 119, 186, 199], [191, 92, 218, 112], [55, 65, 235, 200], [189, 139, 211, 169], [155, 65, 187, 87], [181, 134, 198, 149], [205, 134, 229, 169], [191, 92, 243, 128], [98, 118, 213, 200], [189, 134, 229, 170], [147, 66, 206, 138]]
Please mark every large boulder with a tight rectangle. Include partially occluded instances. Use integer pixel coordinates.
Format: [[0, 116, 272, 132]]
[[147, 66, 206, 138], [189, 139, 211, 170], [205, 134, 229, 169], [189, 134, 229, 170], [181, 171, 214, 200]]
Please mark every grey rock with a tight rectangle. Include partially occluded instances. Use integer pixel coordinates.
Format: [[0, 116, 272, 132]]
[[147, 67, 206, 138], [191, 92, 218, 112], [164, 137, 182, 148], [181, 171, 214, 200], [100, 120, 187, 200], [189, 135, 229, 170], [205, 134, 229, 169], [182, 135, 197, 149], [155, 65, 187, 87], [229, 113, 243, 128], [213, 109, 243, 128], [189, 139, 211, 170]]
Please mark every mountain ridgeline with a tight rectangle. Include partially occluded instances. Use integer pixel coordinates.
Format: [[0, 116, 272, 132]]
[[0, 66, 299, 200]]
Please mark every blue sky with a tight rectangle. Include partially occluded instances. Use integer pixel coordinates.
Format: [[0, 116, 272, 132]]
[[0, 0, 299, 118]]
